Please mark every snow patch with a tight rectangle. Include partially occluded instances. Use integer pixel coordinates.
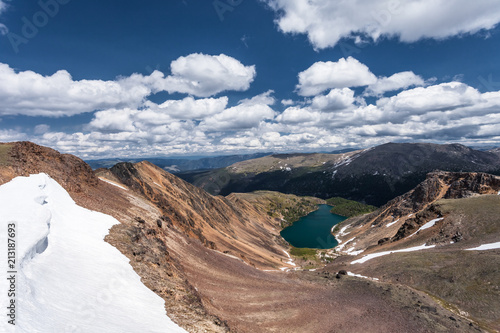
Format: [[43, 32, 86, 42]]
[[465, 242, 500, 251], [346, 248, 364, 256], [351, 244, 436, 264], [99, 178, 128, 191], [336, 237, 355, 251], [334, 154, 355, 167], [280, 249, 296, 271], [347, 272, 379, 281], [408, 218, 443, 238], [0, 174, 185, 333], [335, 224, 351, 237], [337, 237, 364, 256], [386, 219, 399, 228]]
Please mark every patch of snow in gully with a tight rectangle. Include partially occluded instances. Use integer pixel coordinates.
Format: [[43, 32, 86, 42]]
[[99, 178, 128, 191], [351, 244, 436, 264], [386, 219, 399, 228], [408, 218, 443, 237]]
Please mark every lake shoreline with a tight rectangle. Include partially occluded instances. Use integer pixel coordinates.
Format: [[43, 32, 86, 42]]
[[280, 204, 347, 249]]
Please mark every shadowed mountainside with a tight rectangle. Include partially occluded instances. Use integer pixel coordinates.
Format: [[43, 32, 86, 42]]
[[179, 143, 500, 206]]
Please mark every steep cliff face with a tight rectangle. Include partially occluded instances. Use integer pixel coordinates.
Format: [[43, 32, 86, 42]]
[[334, 171, 500, 252], [389, 172, 500, 241]]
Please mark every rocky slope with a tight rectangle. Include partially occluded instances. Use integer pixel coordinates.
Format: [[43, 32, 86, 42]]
[[490, 147, 500, 156], [329, 171, 500, 331], [0, 141, 98, 192], [103, 161, 306, 269], [180, 143, 500, 206], [0, 141, 486, 333], [333, 171, 500, 251]]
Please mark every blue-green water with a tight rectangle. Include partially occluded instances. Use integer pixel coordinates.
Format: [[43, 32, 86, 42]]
[[280, 204, 346, 249]]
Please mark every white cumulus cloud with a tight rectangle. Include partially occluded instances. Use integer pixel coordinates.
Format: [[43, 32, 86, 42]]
[[275, 107, 321, 125], [158, 53, 256, 97], [145, 96, 228, 120], [201, 94, 276, 131], [365, 71, 426, 96], [89, 96, 229, 132], [311, 88, 356, 111], [265, 0, 500, 49], [7, 56, 500, 158], [0, 54, 256, 117], [297, 57, 377, 96], [0, 64, 154, 117], [377, 82, 484, 115]]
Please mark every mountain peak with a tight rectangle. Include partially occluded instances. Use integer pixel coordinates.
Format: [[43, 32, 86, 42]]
[[0, 141, 98, 192]]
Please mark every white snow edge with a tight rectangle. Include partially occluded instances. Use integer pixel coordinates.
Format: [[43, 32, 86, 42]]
[[386, 219, 399, 228], [408, 218, 443, 238], [0, 174, 185, 333], [351, 244, 436, 264], [99, 177, 128, 191], [347, 272, 379, 281], [465, 242, 500, 251]]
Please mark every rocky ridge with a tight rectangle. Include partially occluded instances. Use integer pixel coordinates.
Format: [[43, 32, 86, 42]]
[[330, 171, 500, 331], [334, 171, 500, 252]]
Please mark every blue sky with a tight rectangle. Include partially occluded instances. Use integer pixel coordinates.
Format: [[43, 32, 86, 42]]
[[1, 0, 500, 159]]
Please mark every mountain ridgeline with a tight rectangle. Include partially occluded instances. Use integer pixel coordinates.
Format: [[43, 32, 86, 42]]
[[179, 143, 500, 206], [87, 152, 272, 172]]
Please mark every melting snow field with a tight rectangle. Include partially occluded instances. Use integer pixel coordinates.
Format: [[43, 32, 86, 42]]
[[351, 244, 436, 264], [386, 219, 399, 228], [408, 218, 443, 237], [279, 249, 297, 271], [347, 271, 379, 281], [0, 174, 185, 333], [99, 177, 128, 191], [466, 242, 500, 251]]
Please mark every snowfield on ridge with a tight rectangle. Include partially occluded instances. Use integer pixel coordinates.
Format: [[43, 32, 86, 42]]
[[0, 173, 185, 333]]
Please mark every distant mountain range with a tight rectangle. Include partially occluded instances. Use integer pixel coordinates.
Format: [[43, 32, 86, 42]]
[[86, 152, 272, 172], [178, 143, 500, 206]]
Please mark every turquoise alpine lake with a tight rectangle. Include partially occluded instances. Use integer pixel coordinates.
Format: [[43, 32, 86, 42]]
[[280, 204, 346, 249]]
